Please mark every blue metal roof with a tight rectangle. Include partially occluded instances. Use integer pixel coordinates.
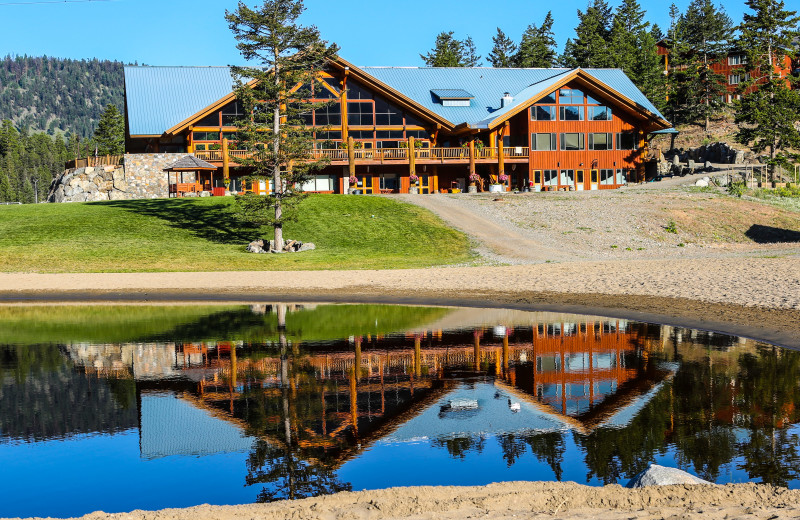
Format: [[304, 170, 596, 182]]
[[430, 89, 475, 99], [363, 66, 669, 128], [124, 66, 234, 136], [124, 64, 670, 135]]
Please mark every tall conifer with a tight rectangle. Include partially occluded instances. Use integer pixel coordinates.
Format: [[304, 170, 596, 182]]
[[515, 12, 557, 68], [488, 28, 517, 68], [560, 0, 614, 68]]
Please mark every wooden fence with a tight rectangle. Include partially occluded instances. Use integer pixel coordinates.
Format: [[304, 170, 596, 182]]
[[65, 155, 124, 170]]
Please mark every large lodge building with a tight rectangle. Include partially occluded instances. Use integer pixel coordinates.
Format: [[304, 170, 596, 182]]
[[124, 57, 673, 195]]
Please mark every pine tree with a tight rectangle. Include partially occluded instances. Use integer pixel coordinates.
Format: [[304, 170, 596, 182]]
[[515, 11, 558, 68], [462, 36, 482, 67], [421, 32, 464, 67], [735, 0, 800, 167], [560, 0, 614, 68], [93, 104, 125, 155], [0, 170, 12, 202], [672, 0, 733, 132], [608, 0, 667, 111], [226, 0, 338, 250], [488, 28, 517, 68], [421, 32, 480, 67]]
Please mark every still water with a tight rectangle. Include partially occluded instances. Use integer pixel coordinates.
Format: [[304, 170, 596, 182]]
[[1, 303, 799, 518]]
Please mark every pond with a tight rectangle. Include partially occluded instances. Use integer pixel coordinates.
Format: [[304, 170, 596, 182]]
[[1, 303, 799, 518]]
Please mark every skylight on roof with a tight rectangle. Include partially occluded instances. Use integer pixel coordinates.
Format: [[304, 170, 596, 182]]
[[431, 89, 474, 107]]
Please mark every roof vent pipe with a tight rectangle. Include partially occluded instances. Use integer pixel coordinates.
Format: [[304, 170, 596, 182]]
[[501, 92, 514, 108]]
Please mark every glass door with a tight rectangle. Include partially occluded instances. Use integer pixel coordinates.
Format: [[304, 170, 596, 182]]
[[576, 170, 585, 191], [590, 169, 599, 190]]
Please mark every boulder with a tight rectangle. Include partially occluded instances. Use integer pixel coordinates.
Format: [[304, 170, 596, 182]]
[[695, 179, 709, 187], [687, 159, 696, 172], [627, 464, 712, 488], [298, 242, 316, 252], [714, 175, 729, 187], [735, 150, 745, 164], [246, 240, 267, 254], [704, 161, 712, 172]]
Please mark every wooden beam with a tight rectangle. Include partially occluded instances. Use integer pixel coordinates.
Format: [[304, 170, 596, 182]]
[[347, 135, 355, 193], [498, 123, 506, 177], [408, 136, 416, 177], [340, 72, 349, 141], [222, 138, 230, 180], [469, 139, 476, 178]]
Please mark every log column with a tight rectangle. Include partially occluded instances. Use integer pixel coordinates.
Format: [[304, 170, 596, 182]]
[[346, 135, 356, 194], [469, 139, 476, 184], [222, 138, 230, 182]]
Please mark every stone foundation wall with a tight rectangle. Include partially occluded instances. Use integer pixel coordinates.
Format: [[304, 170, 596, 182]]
[[47, 153, 197, 203]]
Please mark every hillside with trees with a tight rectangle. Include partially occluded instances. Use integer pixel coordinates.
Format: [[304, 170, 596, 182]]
[[0, 55, 125, 138]]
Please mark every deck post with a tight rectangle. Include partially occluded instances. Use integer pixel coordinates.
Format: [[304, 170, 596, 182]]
[[473, 330, 481, 371], [346, 135, 355, 194], [222, 138, 230, 181], [414, 335, 421, 378], [469, 139, 476, 187], [408, 136, 416, 178], [498, 124, 506, 178]]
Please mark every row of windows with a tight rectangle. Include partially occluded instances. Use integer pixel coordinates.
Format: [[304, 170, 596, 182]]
[[531, 132, 638, 151], [532, 105, 612, 121], [536, 88, 605, 105], [728, 73, 750, 85], [534, 169, 630, 185]]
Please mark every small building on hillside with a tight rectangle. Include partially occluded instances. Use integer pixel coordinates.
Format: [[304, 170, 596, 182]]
[[123, 57, 672, 195]]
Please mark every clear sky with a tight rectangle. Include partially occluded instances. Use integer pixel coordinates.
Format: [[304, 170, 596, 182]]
[[0, 0, 759, 67]]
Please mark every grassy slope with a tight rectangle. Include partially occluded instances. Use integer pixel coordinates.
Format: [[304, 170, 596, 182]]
[[0, 195, 472, 273]]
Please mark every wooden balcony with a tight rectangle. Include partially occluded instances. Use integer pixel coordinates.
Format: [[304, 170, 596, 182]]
[[194, 147, 529, 166]]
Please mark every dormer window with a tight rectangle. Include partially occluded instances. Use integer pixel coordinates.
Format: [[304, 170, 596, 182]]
[[431, 89, 474, 107]]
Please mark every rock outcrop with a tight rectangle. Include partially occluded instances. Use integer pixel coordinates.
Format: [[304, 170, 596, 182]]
[[627, 464, 712, 488]]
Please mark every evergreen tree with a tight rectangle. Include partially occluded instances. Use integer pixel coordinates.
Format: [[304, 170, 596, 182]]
[[560, 0, 614, 68], [226, 0, 338, 250], [462, 36, 482, 67], [421, 32, 464, 67], [671, 0, 733, 131], [609, 0, 667, 111], [0, 170, 12, 202], [735, 0, 800, 167], [421, 32, 480, 67], [488, 28, 517, 68], [515, 11, 558, 68], [93, 104, 125, 156]]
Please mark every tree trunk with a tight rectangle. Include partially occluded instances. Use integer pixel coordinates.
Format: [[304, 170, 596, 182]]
[[273, 52, 284, 251]]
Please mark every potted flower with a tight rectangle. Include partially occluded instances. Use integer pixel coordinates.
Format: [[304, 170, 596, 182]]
[[348, 175, 357, 185], [409, 173, 419, 194], [468, 172, 480, 193], [489, 173, 507, 193]]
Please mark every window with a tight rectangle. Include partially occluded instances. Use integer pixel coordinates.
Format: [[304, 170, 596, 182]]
[[314, 103, 341, 126], [617, 132, 637, 150], [589, 133, 612, 150], [533, 170, 542, 184], [379, 173, 399, 191], [600, 169, 615, 185], [197, 112, 220, 127], [531, 105, 556, 121], [591, 170, 598, 183], [729, 73, 749, 85], [346, 80, 373, 100], [532, 133, 557, 151], [350, 130, 374, 140], [588, 106, 612, 121], [314, 130, 341, 141], [560, 170, 575, 185], [298, 110, 313, 125], [586, 94, 601, 105], [347, 102, 374, 126], [540, 91, 557, 104], [559, 89, 584, 104], [561, 133, 584, 151], [376, 130, 404, 140], [560, 106, 584, 121], [301, 174, 336, 192], [406, 129, 429, 140], [322, 76, 340, 94], [543, 170, 558, 186], [616, 169, 629, 184], [221, 101, 245, 126], [193, 131, 220, 141], [374, 96, 403, 125], [313, 80, 337, 99], [577, 170, 584, 183], [728, 54, 747, 66]]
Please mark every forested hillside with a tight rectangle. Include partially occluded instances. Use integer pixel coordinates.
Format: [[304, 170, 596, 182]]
[[0, 55, 125, 138]]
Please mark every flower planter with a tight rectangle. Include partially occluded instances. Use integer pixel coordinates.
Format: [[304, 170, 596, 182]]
[[488, 184, 504, 193], [409, 186, 419, 194], [467, 185, 477, 193]]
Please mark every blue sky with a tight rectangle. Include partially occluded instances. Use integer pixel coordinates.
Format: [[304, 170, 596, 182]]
[[0, 0, 756, 66]]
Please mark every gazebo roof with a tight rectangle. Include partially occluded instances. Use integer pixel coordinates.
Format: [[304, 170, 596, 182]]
[[164, 155, 217, 172]]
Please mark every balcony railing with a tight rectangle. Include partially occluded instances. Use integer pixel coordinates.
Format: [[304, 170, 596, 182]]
[[194, 146, 529, 164]]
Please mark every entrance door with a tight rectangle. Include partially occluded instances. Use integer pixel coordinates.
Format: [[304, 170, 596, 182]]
[[418, 175, 431, 194], [590, 169, 599, 190], [576, 170, 585, 191]]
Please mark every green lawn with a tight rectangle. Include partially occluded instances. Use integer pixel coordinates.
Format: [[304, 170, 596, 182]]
[[0, 195, 473, 272]]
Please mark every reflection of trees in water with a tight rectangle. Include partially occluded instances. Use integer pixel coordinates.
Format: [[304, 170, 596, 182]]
[[433, 436, 486, 459], [495, 432, 566, 480], [245, 439, 351, 502]]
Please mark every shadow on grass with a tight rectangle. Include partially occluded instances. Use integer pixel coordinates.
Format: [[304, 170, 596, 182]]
[[89, 199, 259, 244], [746, 224, 800, 244]]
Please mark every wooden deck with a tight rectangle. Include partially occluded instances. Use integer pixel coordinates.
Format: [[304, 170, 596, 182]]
[[194, 147, 529, 166]]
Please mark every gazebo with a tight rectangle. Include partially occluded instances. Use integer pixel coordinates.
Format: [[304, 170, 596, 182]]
[[164, 155, 220, 197]]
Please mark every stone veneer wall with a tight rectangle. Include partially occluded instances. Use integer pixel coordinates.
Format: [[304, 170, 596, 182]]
[[48, 153, 197, 203]]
